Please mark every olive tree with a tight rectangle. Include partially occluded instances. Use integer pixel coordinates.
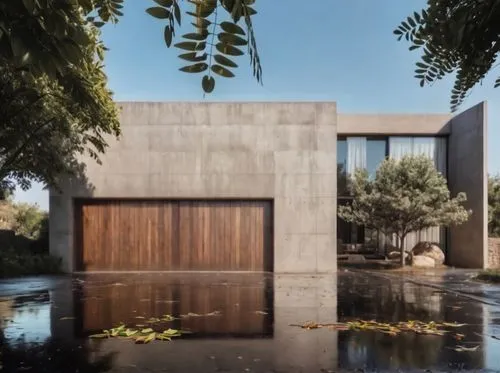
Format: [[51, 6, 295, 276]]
[[338, 155, 470, 266]]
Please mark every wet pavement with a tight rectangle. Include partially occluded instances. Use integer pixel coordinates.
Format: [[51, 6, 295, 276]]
[[1, 271, 500, 373], [363, 268, 500, 306]]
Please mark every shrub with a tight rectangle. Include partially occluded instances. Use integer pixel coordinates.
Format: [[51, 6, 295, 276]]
[[12, 202, 48, 240], [0, 247, 61, 278]]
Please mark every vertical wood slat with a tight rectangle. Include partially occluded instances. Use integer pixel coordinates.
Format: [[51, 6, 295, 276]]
[[75, 199, 273, 271]]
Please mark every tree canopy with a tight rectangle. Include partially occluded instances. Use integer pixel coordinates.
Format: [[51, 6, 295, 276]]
[[338, 155, 470, 266], [0, 2, 120, 193]]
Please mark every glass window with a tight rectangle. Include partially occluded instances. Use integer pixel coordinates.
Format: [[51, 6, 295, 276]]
[[337, 139, 348, 196], [366, 139, 387, 178]]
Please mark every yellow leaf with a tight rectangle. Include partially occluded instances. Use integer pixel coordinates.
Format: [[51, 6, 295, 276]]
[[144, 332, 156, 343]]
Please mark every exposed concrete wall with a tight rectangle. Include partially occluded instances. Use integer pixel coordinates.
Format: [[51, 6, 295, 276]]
[[448, 102, 488, 268], [49, 102, 338, 273], [337, 113, 452, 135]]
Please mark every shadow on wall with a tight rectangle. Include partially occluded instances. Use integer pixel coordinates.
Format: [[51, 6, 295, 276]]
[[50, 161, 96, 272]]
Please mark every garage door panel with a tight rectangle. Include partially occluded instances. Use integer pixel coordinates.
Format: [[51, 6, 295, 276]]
[[75, 200, 272, 271]]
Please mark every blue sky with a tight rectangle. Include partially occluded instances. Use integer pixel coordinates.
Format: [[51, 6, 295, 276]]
[[15, 0, 500, 210]]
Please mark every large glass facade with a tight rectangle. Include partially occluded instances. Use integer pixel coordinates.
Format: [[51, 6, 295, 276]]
[[337, 136, 448, 254]]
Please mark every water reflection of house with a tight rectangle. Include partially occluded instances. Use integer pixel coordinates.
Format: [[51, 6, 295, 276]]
[[0, 299, 14, 326], [337, 274, 487, 370], [75, 276, 274, 338], [56, 274, 339, 372]]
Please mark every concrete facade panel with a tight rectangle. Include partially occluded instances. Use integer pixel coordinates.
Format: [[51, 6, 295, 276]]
[[337, 114, 452, 135], [448, 102, 488, 268], [50, 102, 338, 273]]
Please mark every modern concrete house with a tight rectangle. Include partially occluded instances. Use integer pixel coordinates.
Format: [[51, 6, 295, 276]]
[[49, 101, 488, 273]]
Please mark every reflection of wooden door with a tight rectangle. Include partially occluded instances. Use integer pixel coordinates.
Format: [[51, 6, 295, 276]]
[[74, 199, 273, 272], [78, 276, 273, 337]]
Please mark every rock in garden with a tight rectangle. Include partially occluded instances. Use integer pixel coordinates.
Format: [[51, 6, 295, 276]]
[[411, 255, 436, 268], [411, 242, 445, 265]]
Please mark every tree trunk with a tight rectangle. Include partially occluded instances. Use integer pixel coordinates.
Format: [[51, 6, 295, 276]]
[[399, 235, 406, 267]]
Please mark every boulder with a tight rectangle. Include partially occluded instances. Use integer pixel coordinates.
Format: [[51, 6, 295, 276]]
[[411, 242, 445, 265], [411, 255, 436, 268]]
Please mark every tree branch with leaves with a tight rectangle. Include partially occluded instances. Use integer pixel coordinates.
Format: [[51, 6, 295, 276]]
[[394, 0, 500, 111], [146, 0, 262, 93]]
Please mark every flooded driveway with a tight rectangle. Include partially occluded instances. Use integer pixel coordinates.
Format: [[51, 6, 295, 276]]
[[1, 271, 500, 373]]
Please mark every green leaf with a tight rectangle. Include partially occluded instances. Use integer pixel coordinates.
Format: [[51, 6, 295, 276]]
[[202, 75, 215, 93], [180, 63, 208, 73], [22, 0, 36, 14], [214, 54, 238, 68], [191, 18, 211, 28], [164, 26, 173, 47], [144, 332, 156, 343], [146, 7, 170, 19], [179, 52, 207, 62], [219, 21, 245, 35], [218, 32, 247, 46], [215, 43, 244, 56], [174, 1, 182, 25], [211, 64, 235, 78], [244, 6, 257, 15], [174, 41, 206, 51], [182, 30, 208, 41], [154, 0, 174, 6], [163, 328, 182, 335]]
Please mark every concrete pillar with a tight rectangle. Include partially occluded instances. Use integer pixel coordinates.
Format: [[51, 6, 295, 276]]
[[448, 102, 488, 268]]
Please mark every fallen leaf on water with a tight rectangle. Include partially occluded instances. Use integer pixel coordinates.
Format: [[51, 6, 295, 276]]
[[141, 328, 154, 334], [181, 311, 221, 318], [291, 319, 465, 337], [134, 316, 145, 319], [144, 332, 156, 344], [89, 333, 110, 339], [454, 333, 466, 340], [59, 317, 75, 321], [162, 314, 177, 321], [254, 311, 268, 315], [113, 283, 127, 286], [125, 329, 138, 337], [453, 345, 480, 352]]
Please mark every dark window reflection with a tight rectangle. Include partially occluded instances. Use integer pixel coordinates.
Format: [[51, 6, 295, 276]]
[[337, 139, 348, 197]]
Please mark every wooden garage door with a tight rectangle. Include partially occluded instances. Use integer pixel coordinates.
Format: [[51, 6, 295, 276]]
[[74, 200, 273, 272]]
